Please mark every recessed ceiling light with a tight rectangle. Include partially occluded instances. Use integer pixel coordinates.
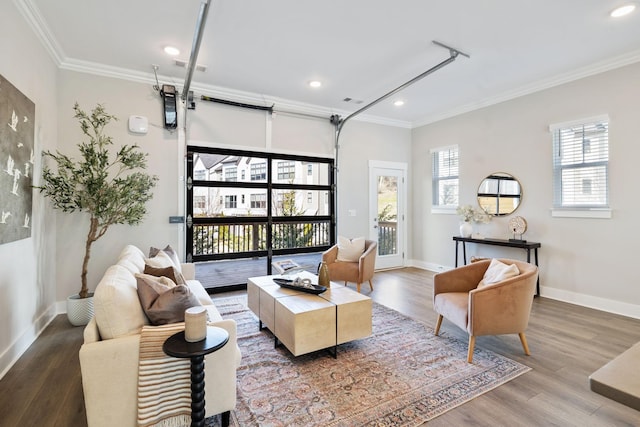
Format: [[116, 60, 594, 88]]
[[164, 46, 180, 56], [610, 4, 636, 17], [393, 100, 405, 107], [308, 80, 322, 88]]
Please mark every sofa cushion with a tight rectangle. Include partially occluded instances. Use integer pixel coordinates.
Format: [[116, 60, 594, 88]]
[[337, 236, 365, 262], [94, 264, 149, 339], [143, 264, 186, 285], [186, 279, 214, 307], [136, 274, 202, 325], [149, 245, 182, 273], [146, 250, 178, 271], [433, 292, 469, 331], [118, 245, 146, 272], [478, 258, 520, 288]]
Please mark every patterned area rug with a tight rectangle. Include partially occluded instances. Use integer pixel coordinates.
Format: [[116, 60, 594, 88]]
[[206, 296, 530, 426]]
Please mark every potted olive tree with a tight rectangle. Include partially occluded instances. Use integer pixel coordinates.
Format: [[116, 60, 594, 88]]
[[38, 103, 158, 326]]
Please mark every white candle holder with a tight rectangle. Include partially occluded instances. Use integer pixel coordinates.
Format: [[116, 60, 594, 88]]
[[184, 306, 207, 342]]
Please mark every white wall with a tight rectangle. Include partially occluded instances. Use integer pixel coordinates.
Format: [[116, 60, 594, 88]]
[[0, 1, 59, 377], [55, 71, 183, 301], [337, 122, 412, 240], [412, 61, 640, 318], [54, 71, 412, 303]]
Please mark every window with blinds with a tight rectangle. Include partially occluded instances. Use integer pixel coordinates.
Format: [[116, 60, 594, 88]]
[[431, 145, 459, 208], [551, 116, 609, 210]]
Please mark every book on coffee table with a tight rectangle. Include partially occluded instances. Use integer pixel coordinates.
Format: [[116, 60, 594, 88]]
[[272, 259, 300, 274]]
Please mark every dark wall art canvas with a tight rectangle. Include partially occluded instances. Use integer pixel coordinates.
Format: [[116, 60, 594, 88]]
[[0, 74, 35, 245]]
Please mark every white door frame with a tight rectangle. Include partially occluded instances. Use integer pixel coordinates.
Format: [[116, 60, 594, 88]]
[[369, 160, 407, 270]]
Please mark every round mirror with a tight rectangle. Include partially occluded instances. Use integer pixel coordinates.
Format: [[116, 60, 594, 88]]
[[477, 172, 522, 216]]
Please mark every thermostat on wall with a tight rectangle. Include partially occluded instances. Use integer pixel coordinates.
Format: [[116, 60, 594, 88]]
[[128, 115, 148, 134]]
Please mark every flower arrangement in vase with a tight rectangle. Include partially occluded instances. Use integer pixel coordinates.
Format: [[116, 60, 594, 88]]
[[456, 204, 491, 237]]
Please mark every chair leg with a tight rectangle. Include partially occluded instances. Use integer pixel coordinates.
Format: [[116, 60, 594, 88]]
[[356, 282, 361, 293], [368, 280, 373, 291], [221, 411, 230, 427], [519, 332, 531, 356], [467, 335, 476, 363], [434, 314, 443, 336], [344, 281, 347, 286]]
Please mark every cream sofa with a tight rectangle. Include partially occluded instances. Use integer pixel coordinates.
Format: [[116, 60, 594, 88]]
[[79, 245, 240, 427]]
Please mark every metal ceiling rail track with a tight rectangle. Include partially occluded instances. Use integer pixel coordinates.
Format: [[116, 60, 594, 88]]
[[330, 40, 470, 240], [182, 0, 211, 102]]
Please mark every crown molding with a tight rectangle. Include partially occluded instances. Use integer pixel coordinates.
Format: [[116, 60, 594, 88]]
[[18, 0, 639, 131], [14, 0, 65, 66], [15, 0, 411, 129], [59, 57, 413, 129], [412, 49, 640, 128]]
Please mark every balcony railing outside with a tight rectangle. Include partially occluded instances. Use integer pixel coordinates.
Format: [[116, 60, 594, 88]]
[[378, 221, 397, 256], [193, 219, 330, 258], [193, 218, 395, 259]]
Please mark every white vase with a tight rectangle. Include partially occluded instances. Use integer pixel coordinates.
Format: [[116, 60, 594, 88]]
[[66, 293, 95, 326], [459, 221, 473, 238]]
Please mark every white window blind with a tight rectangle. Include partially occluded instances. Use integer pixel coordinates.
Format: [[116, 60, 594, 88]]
[[431, 145, 459, 208], [551, 116, 609, 209]]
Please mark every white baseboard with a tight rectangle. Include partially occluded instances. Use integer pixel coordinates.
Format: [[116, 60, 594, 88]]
[[56, 300, 67, 314], [0, 304, 57, 380], [541, 286, 640, 320], [407, 259, 454, 273]]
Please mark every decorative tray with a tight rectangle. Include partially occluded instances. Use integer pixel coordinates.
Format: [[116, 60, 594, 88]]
[[273, 278, 327, 294]]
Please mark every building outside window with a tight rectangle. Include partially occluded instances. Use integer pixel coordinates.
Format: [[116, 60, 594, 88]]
[[277, 161, 295, 180], [431, 145, 459, 209], [224, 195, 237, 208], [251, 163, 266, 181], [224, 166, 237, 182], [194, 169, 206, 181], [250, 193, 266, 209], [194, 196, 206, 210]]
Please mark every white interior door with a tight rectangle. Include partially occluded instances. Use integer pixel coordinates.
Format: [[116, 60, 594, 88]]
[[369, 161, 406, 270]]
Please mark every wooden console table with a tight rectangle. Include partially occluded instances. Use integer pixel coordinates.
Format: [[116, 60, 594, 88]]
[[453, 236, 541, 296]]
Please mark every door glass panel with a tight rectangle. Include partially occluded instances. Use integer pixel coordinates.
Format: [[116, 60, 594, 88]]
[[192, 153, 269, 182], [271, 160, 330, 185], [272, 189, 329, 216], [193, 187, 269, 217], [377, 175, 398, 256]]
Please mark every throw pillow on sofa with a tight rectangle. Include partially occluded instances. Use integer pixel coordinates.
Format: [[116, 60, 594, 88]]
[[145, 250, 180, 272], [143, 264, 186, 285], [149, 245, 182, 272], [336, 236, 366, 262], [93, 264, 150, 339], [478, 258, 520, 288], [136, 273, 202, 325]]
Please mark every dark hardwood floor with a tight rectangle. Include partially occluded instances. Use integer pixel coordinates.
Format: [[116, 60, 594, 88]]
[[1, 267, 639, 426]]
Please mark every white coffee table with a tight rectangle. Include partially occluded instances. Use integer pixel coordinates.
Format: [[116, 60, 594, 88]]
[[247, 272, 372, 357]]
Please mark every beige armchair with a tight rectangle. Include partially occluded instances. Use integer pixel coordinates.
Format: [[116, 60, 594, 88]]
[[322, 240, 377, 293], [433, 258, 538, 363]]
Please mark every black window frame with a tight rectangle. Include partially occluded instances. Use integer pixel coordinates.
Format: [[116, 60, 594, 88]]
[[186, 146, 335, 269]]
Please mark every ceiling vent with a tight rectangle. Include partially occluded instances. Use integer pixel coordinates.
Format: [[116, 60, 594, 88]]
[[174, 59, 207, 72], [343, 97, 364, 104]]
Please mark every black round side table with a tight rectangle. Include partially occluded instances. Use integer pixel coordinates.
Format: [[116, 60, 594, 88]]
[[163, 326, 229, 427]]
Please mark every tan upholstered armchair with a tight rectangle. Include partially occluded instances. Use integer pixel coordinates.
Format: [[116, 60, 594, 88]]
[[433, 258, 538, 363], [322, 240, 377, 293]]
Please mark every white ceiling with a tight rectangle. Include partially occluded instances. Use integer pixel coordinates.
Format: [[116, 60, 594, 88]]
[[19, 0, 640, 127]]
